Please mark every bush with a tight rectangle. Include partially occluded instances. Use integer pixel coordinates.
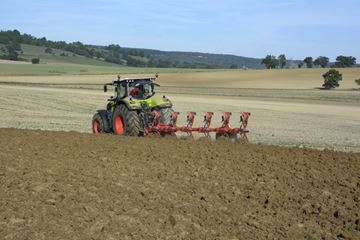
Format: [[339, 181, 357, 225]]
[[31, 58, 40, 64], [45, 47, 53, 54], [355, 79, 360, 86], [322, 69, 342, 89]]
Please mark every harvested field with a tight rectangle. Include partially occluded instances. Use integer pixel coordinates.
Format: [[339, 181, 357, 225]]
[[0, 59, 31, 65], [1, 68, 360, 89], [0, 128, 359, 239], [0, 79, 359, 152]]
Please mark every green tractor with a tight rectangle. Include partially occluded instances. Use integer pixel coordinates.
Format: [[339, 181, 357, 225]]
[[92, 75, 174, 136]]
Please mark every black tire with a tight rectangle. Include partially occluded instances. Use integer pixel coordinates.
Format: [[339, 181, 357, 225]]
[[112, 105, 141, 136], [215, 133, 223, 140], [98, 110, 110, 133], [159, 107, 174, 136], [160, 107, 174, 125], [92, 110, 110, 134], [215, 133, 237, 142], [229, 133, 238, 143]]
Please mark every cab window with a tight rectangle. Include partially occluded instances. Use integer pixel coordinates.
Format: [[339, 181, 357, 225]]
[[117, 82, 127, 98]]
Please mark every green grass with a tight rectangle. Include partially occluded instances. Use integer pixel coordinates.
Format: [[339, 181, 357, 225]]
[[0, 44, 219, 76], [0, 62, 214, 76], [20, 44, 120, 66]]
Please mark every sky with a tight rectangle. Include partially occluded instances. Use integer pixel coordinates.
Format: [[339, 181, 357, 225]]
[[1, 0, 359, 61]]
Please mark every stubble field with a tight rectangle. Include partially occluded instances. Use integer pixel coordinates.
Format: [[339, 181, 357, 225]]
[[0, 68, 359, 151]]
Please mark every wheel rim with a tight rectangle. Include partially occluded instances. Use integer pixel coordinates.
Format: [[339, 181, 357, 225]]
[[115, 115, 124, 135], [93, 120, 101, 134]]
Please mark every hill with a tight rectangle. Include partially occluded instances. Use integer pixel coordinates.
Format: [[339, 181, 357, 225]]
[[134, 48, 263, 68], [0, 29, 264, 69]]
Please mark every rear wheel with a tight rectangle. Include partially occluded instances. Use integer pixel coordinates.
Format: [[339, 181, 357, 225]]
[[113, 105, 141, 136], [92, 111, 110, 134]]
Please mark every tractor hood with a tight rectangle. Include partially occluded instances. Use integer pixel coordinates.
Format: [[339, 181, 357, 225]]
[[123, 95, 173, 110]]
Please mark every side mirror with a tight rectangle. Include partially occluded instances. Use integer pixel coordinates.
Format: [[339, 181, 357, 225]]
[[103, 85, 107, 92]]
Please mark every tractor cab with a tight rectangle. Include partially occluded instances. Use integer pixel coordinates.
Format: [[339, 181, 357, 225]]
[[104, 77, 157, 100], [128, 80, 155, 100]]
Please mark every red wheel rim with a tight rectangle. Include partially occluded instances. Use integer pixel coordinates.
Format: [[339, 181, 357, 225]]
[[115, 115, 124, 135], [93, 120, 101, 134]]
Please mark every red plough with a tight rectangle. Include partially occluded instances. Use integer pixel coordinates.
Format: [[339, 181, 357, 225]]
[[146, 111, 251, 142]]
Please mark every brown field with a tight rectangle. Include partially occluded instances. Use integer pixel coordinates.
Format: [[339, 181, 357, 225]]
[[1, 129, 359, 239]]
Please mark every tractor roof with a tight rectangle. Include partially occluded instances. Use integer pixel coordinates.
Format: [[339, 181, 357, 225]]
[[104, 77, 157, 86], [114, 77, 156, 84]]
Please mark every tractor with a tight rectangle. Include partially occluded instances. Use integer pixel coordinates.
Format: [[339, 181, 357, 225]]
[[93, 75, 251, 141], [92, 75, 173, 136]]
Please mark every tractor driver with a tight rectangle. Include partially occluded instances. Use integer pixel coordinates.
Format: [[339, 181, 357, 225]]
[[130, 84, 140, 98], [130, 83, 148, 99]]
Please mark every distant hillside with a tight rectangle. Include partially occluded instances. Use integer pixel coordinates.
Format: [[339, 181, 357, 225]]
[[132, 48, 263, 69], [0, 29, 262, 69]]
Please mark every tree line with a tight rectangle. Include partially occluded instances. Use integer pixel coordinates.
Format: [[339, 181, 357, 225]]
[[262, 54, 357, 69], [0, 30, 222, 69], [1, 30, 358, 69], [301, 56, 356, 68]]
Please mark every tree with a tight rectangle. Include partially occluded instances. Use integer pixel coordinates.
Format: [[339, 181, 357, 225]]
[[261, 55, 278, 69], [229, 64, 238, 69], [0, 46, 6, 55], [107, 44, 121, 52], [31, 58, 40, 64], [5, 45, 18, 60], [139, 51, 145, 58], [45, 47, 53, 54], [298, 62, 304, 68], [335, 55, 356, 67], [314, 56, 329, 68], [303, 57, 313, 68], [322, 69, 342, 89], [278, 54, 286, 68]]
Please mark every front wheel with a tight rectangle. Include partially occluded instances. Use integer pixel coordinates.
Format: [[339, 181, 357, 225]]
[[92, 111, 110, 134]]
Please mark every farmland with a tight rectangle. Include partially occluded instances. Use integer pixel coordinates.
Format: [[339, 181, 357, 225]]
[[1, 128, 359, 239], [0, 61, 210, 76], [1, 66, 360, 239], [0, 67, 359, 151]]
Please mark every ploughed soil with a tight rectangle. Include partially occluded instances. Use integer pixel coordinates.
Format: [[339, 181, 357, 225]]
[[0, 128, 359, 240]]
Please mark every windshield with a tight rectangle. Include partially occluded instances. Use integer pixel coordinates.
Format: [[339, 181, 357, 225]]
[[129, 81, 154, 99]]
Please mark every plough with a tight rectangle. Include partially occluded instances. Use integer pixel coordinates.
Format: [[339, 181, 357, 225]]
[[146, 111, 250, 142]]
